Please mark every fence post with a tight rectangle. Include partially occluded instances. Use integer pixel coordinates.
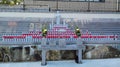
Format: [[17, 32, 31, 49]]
[[87, 0, 90, 12]]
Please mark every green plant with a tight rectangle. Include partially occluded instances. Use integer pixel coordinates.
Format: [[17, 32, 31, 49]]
[[42, 26, 47, 37], [75, 26, 81, 37], [0, 0, 23, 6]]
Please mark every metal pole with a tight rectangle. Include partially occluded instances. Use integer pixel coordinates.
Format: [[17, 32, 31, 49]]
[[87, 0, 90, 12], [117, 0, 119, 12], [23, 0, 25, 11], [56, 0, 58, 11]]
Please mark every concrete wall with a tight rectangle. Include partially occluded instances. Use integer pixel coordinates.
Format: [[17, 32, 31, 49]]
[[25, 0, 120, 12]]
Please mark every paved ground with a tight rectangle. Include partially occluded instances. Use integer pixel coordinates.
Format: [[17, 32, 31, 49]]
[[0, 58, 119, 67]]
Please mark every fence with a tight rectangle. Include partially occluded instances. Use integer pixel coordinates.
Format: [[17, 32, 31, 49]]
[[0, 0, 120, 12], [0, 4, 50, 12]]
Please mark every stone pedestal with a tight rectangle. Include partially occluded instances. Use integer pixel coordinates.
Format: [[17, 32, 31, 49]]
[[22, 46, 26, 61]]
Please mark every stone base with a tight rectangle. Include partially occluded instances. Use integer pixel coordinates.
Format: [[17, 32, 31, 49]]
[[75, 55, 82, 64], [41, 62, 47, 66]]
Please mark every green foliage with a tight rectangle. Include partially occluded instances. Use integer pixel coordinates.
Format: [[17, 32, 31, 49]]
[[0, 0, 9, 4], [12, 0, 22, 5], [75, 26, 81, 37], [9, 1, 15, 6], [0, 0, 23, 6], [42, 26, 47, 37]]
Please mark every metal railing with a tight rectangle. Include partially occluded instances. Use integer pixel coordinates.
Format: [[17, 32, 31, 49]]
[[0, 4, 50, 12]]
